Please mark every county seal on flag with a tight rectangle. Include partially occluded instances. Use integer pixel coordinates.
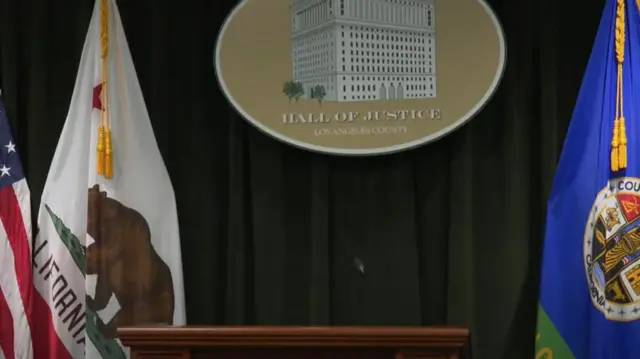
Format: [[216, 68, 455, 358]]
[[585, 177, 640, 321]]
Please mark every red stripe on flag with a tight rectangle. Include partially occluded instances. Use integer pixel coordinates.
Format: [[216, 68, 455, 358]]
[[0, 287, 16, 359], [0, 186, 72, 359]]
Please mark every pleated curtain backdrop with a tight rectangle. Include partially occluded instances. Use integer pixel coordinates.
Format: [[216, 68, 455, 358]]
[[0, 0, 603, 357]]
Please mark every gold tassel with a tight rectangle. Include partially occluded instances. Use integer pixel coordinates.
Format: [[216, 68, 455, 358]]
[[619, 116, 627, 169], [612, 0, 626, 172], [612, 118, 620, 172], [104, 130, 113, 178], [97, 125, 105, 174], [97, 0, 114, 179]]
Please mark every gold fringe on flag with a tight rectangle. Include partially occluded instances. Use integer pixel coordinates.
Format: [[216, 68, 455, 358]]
[[612, 0, 627, 171], [97, 0, 113, 178]]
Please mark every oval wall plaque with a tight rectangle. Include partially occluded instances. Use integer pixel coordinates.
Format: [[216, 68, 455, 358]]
[[215, 0, 506, 155]]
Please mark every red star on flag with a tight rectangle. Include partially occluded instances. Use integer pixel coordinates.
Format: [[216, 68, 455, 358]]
[[93, 83, 103, 110]]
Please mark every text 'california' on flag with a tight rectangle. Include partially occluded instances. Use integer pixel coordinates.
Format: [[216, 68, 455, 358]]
[[535, 0, 640, 358], [0, 91, 33, 359], [32, 0, 186, 358]]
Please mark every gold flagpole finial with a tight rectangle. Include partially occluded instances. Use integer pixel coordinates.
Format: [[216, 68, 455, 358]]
[[612, 0, 627, 172]]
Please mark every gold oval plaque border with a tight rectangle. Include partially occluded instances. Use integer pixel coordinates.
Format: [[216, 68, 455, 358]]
[[214, 0, 507, 156]]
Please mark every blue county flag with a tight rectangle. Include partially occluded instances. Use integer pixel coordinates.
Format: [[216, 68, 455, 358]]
[[31, 0, 186, 358], [536, 0, 640, 358]]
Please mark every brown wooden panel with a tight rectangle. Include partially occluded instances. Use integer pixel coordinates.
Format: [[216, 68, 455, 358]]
[[190, 348, 392, 359], [396, 349, 461, 359], [118, 326, 471, 359], [131, 350, 189, 359]]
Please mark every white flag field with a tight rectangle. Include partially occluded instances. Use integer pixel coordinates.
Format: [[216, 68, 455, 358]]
[[31, 0, 186, 357]]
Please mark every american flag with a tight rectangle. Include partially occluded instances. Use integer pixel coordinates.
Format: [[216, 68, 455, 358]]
[[0, 92, 34, 359]]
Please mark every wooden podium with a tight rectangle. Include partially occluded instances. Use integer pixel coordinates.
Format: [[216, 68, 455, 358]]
[[118, 326, 471, 359]]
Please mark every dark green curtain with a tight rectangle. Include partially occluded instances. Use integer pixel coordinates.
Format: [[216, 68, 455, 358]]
[[0, 0, 604, 357]]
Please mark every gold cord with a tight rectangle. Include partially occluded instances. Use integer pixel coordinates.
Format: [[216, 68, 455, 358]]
[[97, 0, 113, 178], [612, 0, 627, 171]]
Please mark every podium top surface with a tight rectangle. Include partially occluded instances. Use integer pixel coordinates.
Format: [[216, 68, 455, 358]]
[[117, 326, 469, 348]]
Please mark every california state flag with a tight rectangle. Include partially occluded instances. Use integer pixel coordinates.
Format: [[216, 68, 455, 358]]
[[32, 0, 186, 358]]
